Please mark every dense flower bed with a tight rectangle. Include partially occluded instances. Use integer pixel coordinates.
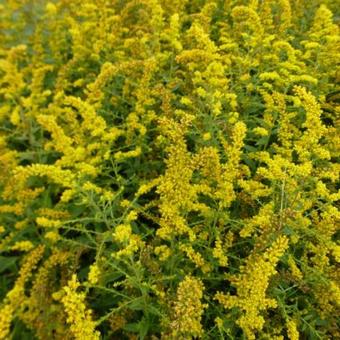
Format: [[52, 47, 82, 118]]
[[0, 1, 339, 339]]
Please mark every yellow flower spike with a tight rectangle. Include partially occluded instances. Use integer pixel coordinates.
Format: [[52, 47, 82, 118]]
[[56, 275, 100, 340], [120, 199, 130, 208], [202, 132, 211, 141], [179, 243, 209, 272], [114, 147, 142, 161], [212, 233, 229, 267], [216, 236, 289, 339], [0, 246, 45, 339], [10, 240, 34, 252], [36, 217, 62, 228], [88, 264, 101, 285], [154, 245, 172, 261], [44, 231, 60, 243], [113, 224, 132, 243], [126, 210, 138, 223], [45, 2, 57, 16], [286, 319, 299, 340], [19, 250, 71, 335], [170, 275, 207, 338], [180, 96, 192, 106], [0, 304, 14, 339], [287, 255, 303, 280], [278, 0, 292, 33]]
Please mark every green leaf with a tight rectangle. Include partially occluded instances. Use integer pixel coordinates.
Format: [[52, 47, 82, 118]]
[[127, 297, 145, 311], [0, 256, 18, 274], [123, 317, 150, 339]]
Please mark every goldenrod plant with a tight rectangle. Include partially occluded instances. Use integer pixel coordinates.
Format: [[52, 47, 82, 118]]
[[0, 0, 339, 339]]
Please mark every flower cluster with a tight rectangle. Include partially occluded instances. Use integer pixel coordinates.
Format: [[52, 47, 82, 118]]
[[169, 275, 206, 338], [0, 0, 339, 339], [216, 236, 289, 339], [53, 275, 100, 340]]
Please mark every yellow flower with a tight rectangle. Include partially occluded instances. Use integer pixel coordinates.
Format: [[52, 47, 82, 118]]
[[45, 2, 57, 16], [253, 127, 269, 137], [36, 217, 62, 228], [113, 224, 131, 243], [44, 230, 60, 243], [259, 71, 281, 82], [154, 245, 172, 261], [88, 264, 100, 285], [55, 275, 100, 340], [216, 236, 289, 339], [11, 240, 34, 252], [212, 236, 228, 267], [0, 246, 45, 339], [170, 275, 206, 338], [286, 320, 299, 340], [114, 147, 142, 161], [180, 96, 192, 106], [126, 210, 138, 222], [287, 255, 303, 280], [179, 243, 210, 272], [203, 132, 212, 141], [0, 304, 14, 339]]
